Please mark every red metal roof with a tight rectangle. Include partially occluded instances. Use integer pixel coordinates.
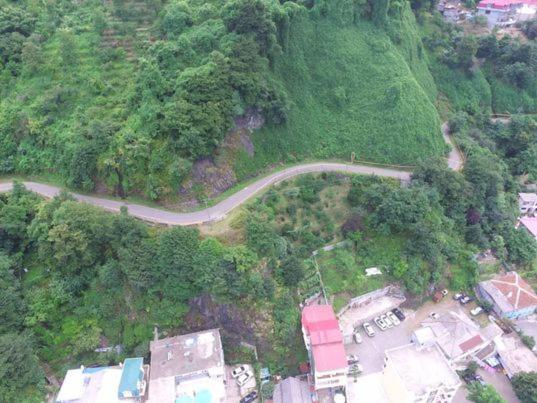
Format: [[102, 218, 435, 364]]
[[490, 271, 537, 310], [459, 334, 484, 352], [301, 305, 347, 372], [478, 0, 537, 10]]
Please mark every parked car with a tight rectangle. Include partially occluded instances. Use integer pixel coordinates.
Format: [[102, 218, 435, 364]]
[[442, 289, 449, 296], [353, 332, 362, 344], [470, 307, 483, 316], [430, 312, 440, 320], [240, 391, 258, 403], [363, 322, 375, 337], [347, 354, 359, 365], [462, 373, 485, 386], [237, 371, 253, 387], [386, 311, 400, 326], [381, 314, 393, 328], [374, 316, 388, 331], [232, 366, 247, 378], [391, 308, 405, 321], [453, 293, 464, 300], [460, 296, 475, 305]]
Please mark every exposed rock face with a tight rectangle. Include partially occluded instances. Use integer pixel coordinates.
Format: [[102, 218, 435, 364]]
[[184, 294, 255, 344], [178, 109, 263, 204]]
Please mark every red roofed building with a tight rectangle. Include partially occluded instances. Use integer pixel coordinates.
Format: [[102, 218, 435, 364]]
[[477, 0, 537, 26], [478, 271, 537, 319], [301, 305, 347, 390]]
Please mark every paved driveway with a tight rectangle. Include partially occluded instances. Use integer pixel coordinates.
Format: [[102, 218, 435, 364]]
[[453, 368, 519, 403]]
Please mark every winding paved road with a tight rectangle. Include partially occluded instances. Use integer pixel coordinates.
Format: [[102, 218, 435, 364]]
[[0, 123, 463, 226]]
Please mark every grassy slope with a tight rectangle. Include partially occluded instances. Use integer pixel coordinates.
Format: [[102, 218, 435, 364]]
[[241, 7, 445, 173]]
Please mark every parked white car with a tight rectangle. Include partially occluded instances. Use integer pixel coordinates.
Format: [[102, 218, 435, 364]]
[[374, 316, 388, 331], [363, 322, 375, 337], [353, 332, 362, 344], [236, 371, 253, 387], [381, 314, 393, 328], [232, 365, 247, 378], [471, 307, 483, 316], [386, 311, 400, 326], [430, 312, 440, 320]]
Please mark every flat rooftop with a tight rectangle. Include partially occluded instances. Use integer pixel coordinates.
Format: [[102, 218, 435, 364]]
[[149, 329, 224, 381], [385, 343, 460, 395]]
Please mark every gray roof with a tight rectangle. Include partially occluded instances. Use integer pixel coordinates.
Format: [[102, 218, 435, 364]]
[[149, 329, 224, 381], [273, 377, 312, 403], [519, 193, 537, 202]]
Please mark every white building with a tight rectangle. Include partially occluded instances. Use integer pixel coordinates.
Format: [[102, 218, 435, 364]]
[[56, 358, 147, 403], [148, 329, 226, 403], [495, 333, 537, 378], [477, 0, 537, 27], [382, 343, 461, 403], [418, 311, 490, 362], [519, 193, 537, 216]]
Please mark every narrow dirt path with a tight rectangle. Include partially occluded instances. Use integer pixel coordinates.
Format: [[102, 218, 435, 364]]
[[0, 124, 463, 226]]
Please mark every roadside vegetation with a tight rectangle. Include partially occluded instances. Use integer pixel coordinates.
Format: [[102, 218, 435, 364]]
[[1, 0, 537, 401], [0, 0, 445, 202]]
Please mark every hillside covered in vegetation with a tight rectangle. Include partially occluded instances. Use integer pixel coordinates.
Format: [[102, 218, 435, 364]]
[[0, 0, 445, 200]]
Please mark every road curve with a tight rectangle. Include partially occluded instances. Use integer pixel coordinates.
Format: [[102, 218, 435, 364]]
[[0, 124, 463, 226], [0, 163, 411, 226]]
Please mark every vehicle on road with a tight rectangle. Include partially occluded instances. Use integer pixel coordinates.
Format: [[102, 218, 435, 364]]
[[240, 391, 258, 403], [442, 289, 448, 296], [386, 311, 400, 325], [237, 371, 253, 387], [374, 316, 388, 331], [462, 373, 486, 386], [453, 293, 464, 300], [232, 366, 247, 378], [392, 308, 405, 321], [430, 312, 440, 320], [353, 332, 362, 344], [381, 314, 393, 328], [460, 296, 475, 305], [363, 322, 375, 337], [470, 307, 483, 316]]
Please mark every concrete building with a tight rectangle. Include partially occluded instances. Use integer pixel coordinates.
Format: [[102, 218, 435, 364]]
[[56, 358, 148, 403], [301, 304, 347, 391], [519, 193, 537, 215], [477, 0, 537, 27], [478, 271, 537, 319], [418, 311, 489, 362], [148, 329, 225, 403], [383, 343, 461, 403], [495, 333, 537, 378], [519, 216, 537, 240], [273, 377, 313, 403]]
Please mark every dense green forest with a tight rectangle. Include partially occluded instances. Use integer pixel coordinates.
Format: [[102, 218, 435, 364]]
[[0, 0, 446, 201], [1, 0, 537, 401], [2, 115, 536, 399]]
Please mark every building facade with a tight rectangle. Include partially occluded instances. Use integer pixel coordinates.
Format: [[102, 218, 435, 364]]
[[519, 193, 537, 216], [56, 358, 148, 403], [478, 271, 537, 319], [383, 344, 461, 403], [148, 329, 226, 403], [477, 0, 537, 27], [301, 305, 347, 391]]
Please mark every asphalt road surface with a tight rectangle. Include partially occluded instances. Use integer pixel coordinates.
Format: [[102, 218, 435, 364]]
[[0, 124, 463, 226]]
